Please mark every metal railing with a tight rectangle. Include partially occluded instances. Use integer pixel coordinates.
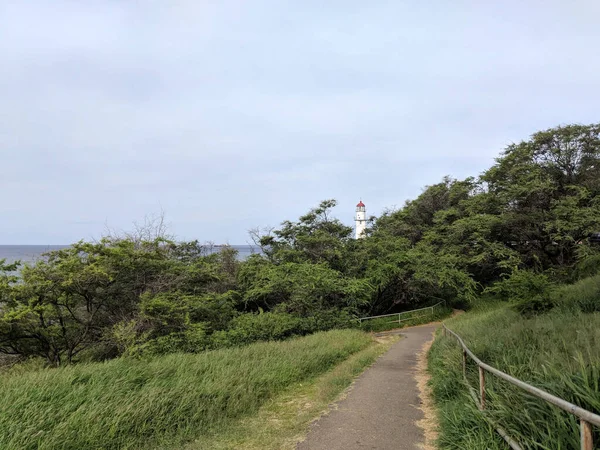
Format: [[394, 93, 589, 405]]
[[442, 324, 600, 450], [358, 301, 446, 325]]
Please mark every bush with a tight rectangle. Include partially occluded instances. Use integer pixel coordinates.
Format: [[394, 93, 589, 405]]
[[552, 273, 600, 313], [513, 294, 556, 316], [485, 269, 553, 303], [573, 247, 600, 280], [515, 273, 600, 316], [135, 323, 210, 356], [300, 308, 356, 333], [209, 312, 304, 348]]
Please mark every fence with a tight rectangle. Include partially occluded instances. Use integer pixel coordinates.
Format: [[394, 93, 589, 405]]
[[442, 324, 600, 450], [357, 301, 446, 326]]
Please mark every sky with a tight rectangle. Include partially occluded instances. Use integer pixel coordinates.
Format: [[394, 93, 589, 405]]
[[1, 1, 600, 244]]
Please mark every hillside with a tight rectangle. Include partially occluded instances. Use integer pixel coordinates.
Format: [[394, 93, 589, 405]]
[[428, 275, 600, 448], [1, 122, 600, 448], [0, 329, 395, 449]]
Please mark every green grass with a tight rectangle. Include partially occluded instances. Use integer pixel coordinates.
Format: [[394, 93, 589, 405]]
[[187, 335, 398, 449], [551, 273, 600, 313], [359, 305, 453, 332], [428, 285, 600, 449], [0, 329, 373, 450]]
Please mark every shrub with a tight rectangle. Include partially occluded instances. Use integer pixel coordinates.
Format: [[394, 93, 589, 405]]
[[300, 308, 356, 333], [209, 312, 304, 348], [134, 323, 210, 356], [513, 294, 556, 317], [485, 269, 553, 303], [552, 274, 600, 313]]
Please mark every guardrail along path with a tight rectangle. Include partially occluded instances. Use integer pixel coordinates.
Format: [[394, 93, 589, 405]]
[[443, 324, 600, 450]]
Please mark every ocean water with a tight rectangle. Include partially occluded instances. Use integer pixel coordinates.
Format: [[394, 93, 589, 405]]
[[0, 245, 70, 265], [0, 244, 258, 266]]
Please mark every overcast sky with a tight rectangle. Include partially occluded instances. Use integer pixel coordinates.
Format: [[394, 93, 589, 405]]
[[1, 1, 599, 244]]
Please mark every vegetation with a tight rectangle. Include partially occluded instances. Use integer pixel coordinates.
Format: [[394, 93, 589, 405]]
[[187, 334, 397, 449], [358, 304, 453, 332], [1, 122, 600, 446], [2, 124, 599, 366], [429, 276, 600, 449], [0, 329, 375, 449]]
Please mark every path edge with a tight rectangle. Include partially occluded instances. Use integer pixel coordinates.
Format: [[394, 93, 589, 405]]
[[415, 329, 439, 450]]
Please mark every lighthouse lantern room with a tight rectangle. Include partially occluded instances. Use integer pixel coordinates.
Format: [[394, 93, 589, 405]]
[[355, 200, 366, 239]]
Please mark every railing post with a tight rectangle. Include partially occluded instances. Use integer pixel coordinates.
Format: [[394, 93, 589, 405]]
[[447, 324, 600, 450], [398, 313, 401, 325], [581, 419, 593, 450], [479, 366, 486, 410], [443, 326, 447, 337]]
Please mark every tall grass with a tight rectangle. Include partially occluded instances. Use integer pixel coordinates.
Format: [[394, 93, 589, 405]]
[[0, 329, 372, 450], [187, 335, 398, 449], [429, 282, 600, 449]]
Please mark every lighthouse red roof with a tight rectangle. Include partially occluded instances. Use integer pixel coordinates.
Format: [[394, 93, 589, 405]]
[[356, 200, 365, 207]]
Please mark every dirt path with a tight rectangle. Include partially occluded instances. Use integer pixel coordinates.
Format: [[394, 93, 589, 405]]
[[297, 324, 438, 450]]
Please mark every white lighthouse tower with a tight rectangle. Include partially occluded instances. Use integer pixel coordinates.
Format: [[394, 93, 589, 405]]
[[355, 200, 366, 239]]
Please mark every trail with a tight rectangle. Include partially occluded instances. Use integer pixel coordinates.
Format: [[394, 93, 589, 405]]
[[297, 324, 438, 450]]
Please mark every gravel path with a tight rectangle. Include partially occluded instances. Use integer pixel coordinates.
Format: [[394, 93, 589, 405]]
[[297, 324, 438, 450]]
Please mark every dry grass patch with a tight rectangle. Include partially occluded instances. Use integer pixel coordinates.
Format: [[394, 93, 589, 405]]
[[415, 330, 438, 450]]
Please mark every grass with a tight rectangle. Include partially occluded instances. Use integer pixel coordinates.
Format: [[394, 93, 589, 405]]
[[428, 279, 600, 449], [0, 329, 376, 450], [186, 335, 398, 449], [359, 305, 453, 332]]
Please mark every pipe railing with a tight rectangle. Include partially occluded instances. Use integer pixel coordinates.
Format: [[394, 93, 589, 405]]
[[358, 301, 446, 324], [443, 324, 600, 450]]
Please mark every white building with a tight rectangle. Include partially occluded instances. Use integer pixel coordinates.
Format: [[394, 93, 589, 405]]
[[355, 200, 366, 239]]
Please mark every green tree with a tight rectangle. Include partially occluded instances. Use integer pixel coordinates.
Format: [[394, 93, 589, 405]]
[[255, 199, 353, 270], [240, 261, 371, 317]]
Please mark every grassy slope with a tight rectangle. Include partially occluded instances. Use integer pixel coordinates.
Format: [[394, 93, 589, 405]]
[[0, 329, 380, 450], [428, 282, 600, 449], [187, 335, 398, 449]]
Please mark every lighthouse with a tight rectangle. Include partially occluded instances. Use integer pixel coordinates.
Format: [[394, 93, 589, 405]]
[[355, 200, 366, 239]]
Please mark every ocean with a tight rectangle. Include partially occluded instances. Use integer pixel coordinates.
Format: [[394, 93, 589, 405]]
[[0, 244, 258, 266]]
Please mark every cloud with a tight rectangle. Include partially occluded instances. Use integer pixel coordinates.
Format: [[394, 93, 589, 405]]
[[1, 0, 599, 243]]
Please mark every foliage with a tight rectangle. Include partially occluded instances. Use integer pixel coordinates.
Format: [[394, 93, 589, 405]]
[[2, 122, 600, 366], [359, 305, 453, 332], [510, 272, 600, 317], [0, 329, 372, 450], [573, 245, 600, 280], [254, 199, 353, 270], [189, 333, 395, 450], [0, 240, 242, 364], [549, 273, 600, 313], [429, 293, 600, 449], [484, 269, 554, 302], [240, 261, 371, 316], [376, 123, 600, 286], [210, 312, 304, 348]]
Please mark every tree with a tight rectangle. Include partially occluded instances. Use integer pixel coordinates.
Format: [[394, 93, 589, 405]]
[[240, 261, 371, 317], [481, 123, 600, 272], [256, 199, 353, 270], [375, 177, 475, 245], [0, 239, 244, 364]]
